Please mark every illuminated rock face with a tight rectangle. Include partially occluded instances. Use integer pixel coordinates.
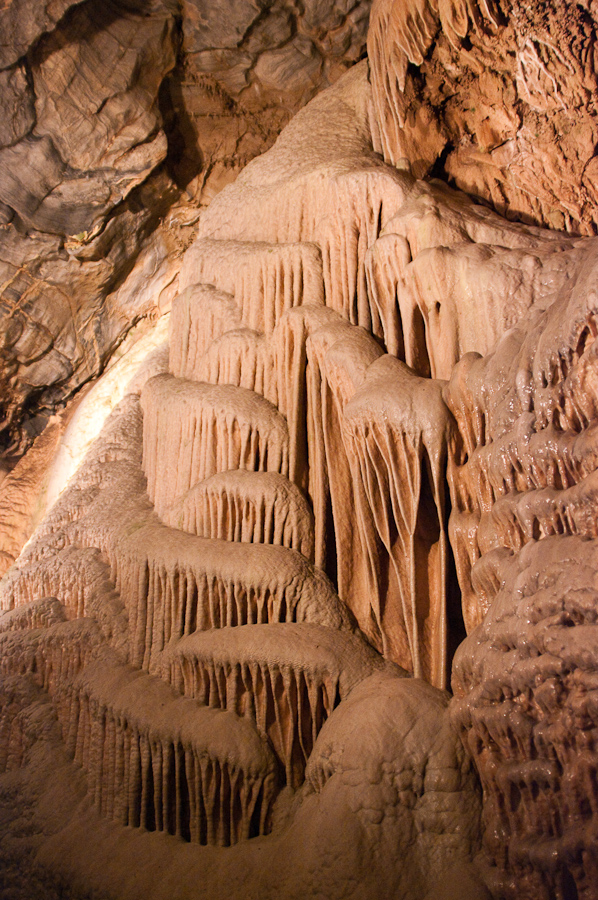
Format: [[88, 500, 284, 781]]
[[0, 62, 483, 900], [0, 0, 373, 457], [1, 3, 598, 900], [368, 0, 598, 235]]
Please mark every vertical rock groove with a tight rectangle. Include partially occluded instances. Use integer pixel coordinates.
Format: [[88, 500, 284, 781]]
[[3, 4, 598, 891]]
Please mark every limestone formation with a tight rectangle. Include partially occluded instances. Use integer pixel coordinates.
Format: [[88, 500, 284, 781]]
[[368, 0, 598, 234], [0, 0, 373, 458], [1, 2, 598, 899]]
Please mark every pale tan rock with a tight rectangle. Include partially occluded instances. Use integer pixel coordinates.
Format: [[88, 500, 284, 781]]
[[165, 622, 398, 787], [343, 357, 454, 686], [0, 56, 489, 892], [165, 470, 315, 561], [179, 239, 325, 334], [141, 375, 290, 518], [14, 20, 596, 900], [0, 416, 63, 576]]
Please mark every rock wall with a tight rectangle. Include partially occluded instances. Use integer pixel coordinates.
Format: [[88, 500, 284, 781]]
[[368, 0, 598, 235], [0, 60, 484, 900], [448, 242, 598, 898], [1, 2, 598, 899], [0, 0, 373, 458]]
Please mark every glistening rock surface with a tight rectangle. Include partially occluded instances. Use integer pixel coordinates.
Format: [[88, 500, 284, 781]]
[[0, 0, 373, 457], [0, 65, 485, 900], [368, 0, 598, 234], [2, 1, 598, 898]]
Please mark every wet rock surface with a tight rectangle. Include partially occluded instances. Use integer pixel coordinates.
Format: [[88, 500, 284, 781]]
[[0, 0, 372, 456], [368, 0, 598, 235], [2, 2, 598, 899]]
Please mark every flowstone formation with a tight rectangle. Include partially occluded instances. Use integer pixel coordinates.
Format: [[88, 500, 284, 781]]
[[0, 0, 372, 460], [0, 58, 483, 900], [2, 2, 598, 900]]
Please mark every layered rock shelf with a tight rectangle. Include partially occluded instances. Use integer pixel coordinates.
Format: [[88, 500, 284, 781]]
[[166, 622, 395, 787], [164, 470, 315, 561], [55, 658, 279, 846], [2, 3, 598, 898], [142, 376, 291, 518]]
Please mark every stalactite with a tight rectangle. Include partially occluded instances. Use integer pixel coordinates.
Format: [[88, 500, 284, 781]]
[[177, 239, 324, 336], [367, 0, 500, 167], [0, 676, 44, 773], [48, 657, 280, 846], [170, 302, 341, 493], [186, 171, 410, 338], [165, 471, 315, 562], [365, 232, 411, 361], [0, 546, 109, 619], [268, 306, 341, 490], [0, 619, 100, 697], [0, 597, 65, 633], [164, 623, 393, 788], [365, 185, 579, 381], [180, 65, 413, 347], [169, 284, 241, 383], [113, 524, 350, 672], [198, 329, 270, 400], [305, 318, 383, 583], [141, 375, 290, 519], [343, 356, 454, 688]]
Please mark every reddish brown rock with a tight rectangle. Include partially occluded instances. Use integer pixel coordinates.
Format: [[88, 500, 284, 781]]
[[368, 0, 598, 234]]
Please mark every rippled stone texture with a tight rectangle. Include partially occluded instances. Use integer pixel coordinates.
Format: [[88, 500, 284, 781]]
[[368, 0, 598, 234], [2, 2, 598, 899], [0, 0, 373, 457]]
